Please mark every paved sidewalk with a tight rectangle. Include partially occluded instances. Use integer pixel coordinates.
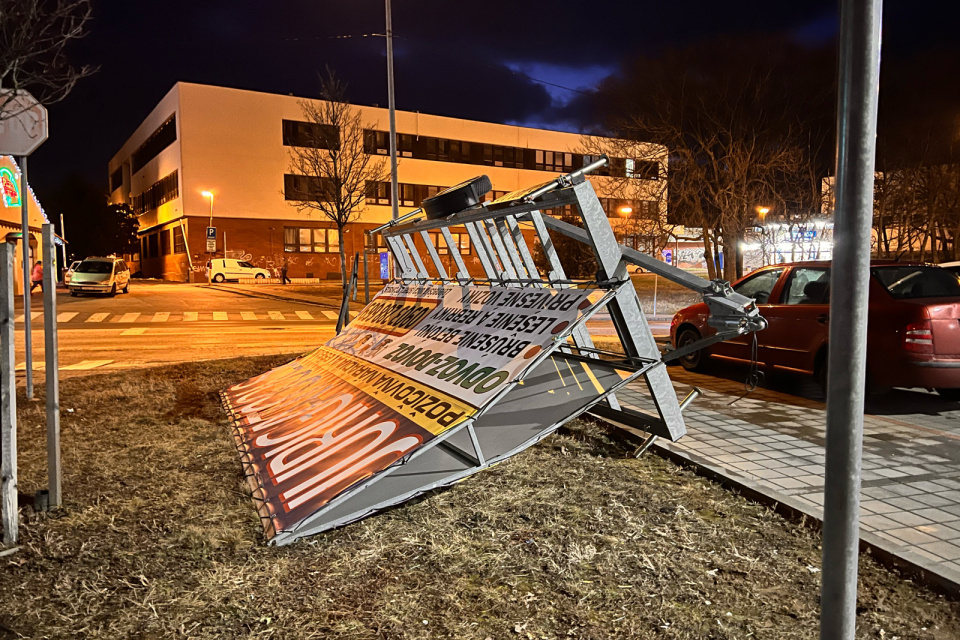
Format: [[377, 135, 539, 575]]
[[618, 371, 960, 593]]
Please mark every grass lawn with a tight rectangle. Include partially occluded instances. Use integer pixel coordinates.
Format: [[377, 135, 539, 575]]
[[1, 356, 956, 639]]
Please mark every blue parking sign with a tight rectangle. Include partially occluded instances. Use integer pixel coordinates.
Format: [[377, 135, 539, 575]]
[[206, 226, 216, 240], [662, 248, 673, 265], [379, 251, 390, 279]]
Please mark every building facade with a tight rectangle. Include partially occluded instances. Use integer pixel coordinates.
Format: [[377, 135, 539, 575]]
[[108, 83, 667, 281]]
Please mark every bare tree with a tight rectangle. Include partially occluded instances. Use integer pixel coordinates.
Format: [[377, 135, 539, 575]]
[[0, 0, 95, 118], [286, 70, 388, 286], [589, 39, 832, 280]]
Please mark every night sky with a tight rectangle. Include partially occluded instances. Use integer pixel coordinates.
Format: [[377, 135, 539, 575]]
[[26, 0, 960, 202]]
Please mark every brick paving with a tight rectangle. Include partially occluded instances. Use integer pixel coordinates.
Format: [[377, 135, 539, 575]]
[[618, 369, 960, 591]]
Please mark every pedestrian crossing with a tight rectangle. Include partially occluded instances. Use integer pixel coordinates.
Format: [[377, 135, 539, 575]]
[[13, 309, 359, 324]]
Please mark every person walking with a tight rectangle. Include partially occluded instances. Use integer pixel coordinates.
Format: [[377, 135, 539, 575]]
[[280, 258, 291, 285], [29, 260, 43, 294]]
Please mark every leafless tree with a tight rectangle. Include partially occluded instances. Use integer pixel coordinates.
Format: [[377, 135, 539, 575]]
[[286, 70, 388, 286], [0, 0, 95, 118], [589, 40, 832, 280]]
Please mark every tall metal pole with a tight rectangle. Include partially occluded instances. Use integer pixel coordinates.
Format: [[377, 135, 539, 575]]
[[0, 242, 18, 545], [820, 1, 882, 638], [385, 0, 399, 224], [19, 157, 32, 399], [41, 225, 61, 509], [59, 213, 67, 277]]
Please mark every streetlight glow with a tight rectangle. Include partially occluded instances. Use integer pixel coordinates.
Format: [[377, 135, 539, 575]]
[[619, 205, 633, 216], [202, 190, 215, 227]]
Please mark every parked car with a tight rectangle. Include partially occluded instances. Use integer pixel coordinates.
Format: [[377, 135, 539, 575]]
[[63, 260, 81, 284], [68, 256, 131, 297], [939, 261, 960, 275], [670, 261, 960, 398], [207, 258, 269, 283]]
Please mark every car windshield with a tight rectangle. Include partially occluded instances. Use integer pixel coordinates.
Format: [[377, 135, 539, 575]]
[[239, 261, 255, 268], [75, 261, 113, 274], [872, 266, 960, 299]]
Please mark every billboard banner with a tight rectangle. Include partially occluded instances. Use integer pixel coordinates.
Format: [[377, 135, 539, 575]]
[[223, 282, 613, 542]]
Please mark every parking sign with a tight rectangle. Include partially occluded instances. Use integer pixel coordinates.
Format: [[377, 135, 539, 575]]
[[662, 248, 673, 265]]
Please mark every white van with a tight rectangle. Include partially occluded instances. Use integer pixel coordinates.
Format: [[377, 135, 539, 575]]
[[208, 258, 270, 282]]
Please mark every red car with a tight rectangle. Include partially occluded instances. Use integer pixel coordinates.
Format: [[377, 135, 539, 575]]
[[670, 261, 960, 398]]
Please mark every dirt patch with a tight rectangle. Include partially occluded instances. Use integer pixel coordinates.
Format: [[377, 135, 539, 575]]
[[1, 356, 957, 639]]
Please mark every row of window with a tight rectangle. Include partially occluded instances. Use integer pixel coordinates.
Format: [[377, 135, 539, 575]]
[[363, 130, 661, 179], [132, 171, 179, 216], [282, 119, 338, 149], [140, 225, 186, 259], [283, 174, 334, 202], [132, 115, 177, 174]]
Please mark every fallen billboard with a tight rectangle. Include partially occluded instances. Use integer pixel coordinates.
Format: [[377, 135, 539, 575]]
[[222, 283, 626, 543]]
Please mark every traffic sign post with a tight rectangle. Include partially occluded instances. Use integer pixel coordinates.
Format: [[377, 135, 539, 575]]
[[206, 226, 217, 253], [0, 90, 49, 402]]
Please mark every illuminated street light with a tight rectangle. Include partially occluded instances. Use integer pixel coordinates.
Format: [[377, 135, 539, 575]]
[[202, 190, 214, 227], [619, 205, 633, 216], [756, 205, 770, 223]]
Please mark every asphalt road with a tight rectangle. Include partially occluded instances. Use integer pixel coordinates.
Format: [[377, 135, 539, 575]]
[[12, 281, 344, 379]]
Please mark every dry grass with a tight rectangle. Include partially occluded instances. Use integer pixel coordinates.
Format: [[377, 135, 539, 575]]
[[1, 356, 957, 639]]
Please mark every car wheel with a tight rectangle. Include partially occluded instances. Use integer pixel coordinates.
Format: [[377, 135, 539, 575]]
[[213, 274, 225, 283], [108, 284, 117, 297], [676, 327, 706, 372], [255, 273, 265, 280], [936, 388, 960, 401], [123, 283, 130, 294]]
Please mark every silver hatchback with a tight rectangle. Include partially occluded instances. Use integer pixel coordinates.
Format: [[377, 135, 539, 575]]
[[68, 257, 131, 297]]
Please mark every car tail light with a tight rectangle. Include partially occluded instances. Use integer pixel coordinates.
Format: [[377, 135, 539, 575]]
[[902, 320, 933, 353]]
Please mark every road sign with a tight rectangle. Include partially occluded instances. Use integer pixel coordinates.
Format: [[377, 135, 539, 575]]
[[662, 248, 673, 265], [379, 251, 389, 279], [206, 227, 216, 252], [206, 226, 216, 240], [0, 90, 48, 156]]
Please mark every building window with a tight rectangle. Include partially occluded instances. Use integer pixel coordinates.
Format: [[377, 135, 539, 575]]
[[160, 229, 171, 255], [110, 167, 123, 193], [132, 171, 179, 216], [284, 227, 339, 253], [173, 226, 186, 254], [131, 115, 177, 174], [284, 174, 334, 201], [427, 231, 471, 255], [365, 180, 391, 205], [626, 159, 661, 180], [282, 120, 339, 149]]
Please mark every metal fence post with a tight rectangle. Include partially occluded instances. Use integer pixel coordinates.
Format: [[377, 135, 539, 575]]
[[820, 1, 883, 638], [42, 225, 61, 509], [1, 241, 18, 545], [19, 157, 33, 400]]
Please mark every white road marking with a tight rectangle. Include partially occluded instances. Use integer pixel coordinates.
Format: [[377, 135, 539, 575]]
[[121, 328, 146, 335], [15, 362, 43, 371], [241, 311, 258, 320], [86, 313, 110, 323], [151, 312, 170, 322], [61, 359, 114, 370], [213, 311, 228, 321], [118, 313, 141, 323], [321, 311, 338, 320], [295, 311, 313, 320], [57, 312, 78, 322], [14, 312, 42, 323], [268, 311, 284, 320], [183, 312, 198, 321]]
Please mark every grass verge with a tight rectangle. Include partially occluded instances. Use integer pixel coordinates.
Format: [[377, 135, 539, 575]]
[[1, 355, 956, 639]]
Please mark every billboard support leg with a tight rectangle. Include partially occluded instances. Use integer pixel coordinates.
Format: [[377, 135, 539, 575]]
[[1, 242, 18, 545]]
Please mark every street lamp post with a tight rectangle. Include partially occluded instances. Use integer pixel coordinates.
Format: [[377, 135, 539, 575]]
[[202, 191, 214, 229]]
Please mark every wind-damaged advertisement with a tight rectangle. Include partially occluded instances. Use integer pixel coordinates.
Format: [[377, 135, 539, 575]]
[[222, 282, 607, 542]]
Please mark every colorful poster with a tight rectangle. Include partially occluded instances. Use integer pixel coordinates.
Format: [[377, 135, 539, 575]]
[[223, 282, 608, 540]]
